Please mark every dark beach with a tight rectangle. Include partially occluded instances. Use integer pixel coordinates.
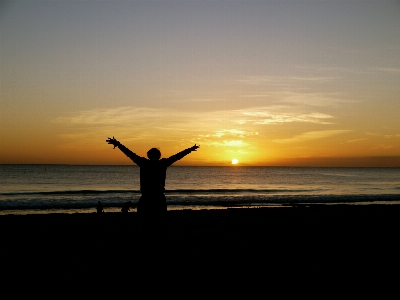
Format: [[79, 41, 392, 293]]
[[1, 205, 399, 287]]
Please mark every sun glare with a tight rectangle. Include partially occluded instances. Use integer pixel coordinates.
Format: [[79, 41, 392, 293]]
[[232, 159, 239, 165]]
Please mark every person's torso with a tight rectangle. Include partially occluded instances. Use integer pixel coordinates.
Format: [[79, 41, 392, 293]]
[[139, 159, 169, 193]]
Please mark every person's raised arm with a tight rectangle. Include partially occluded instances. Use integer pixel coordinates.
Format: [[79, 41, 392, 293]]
[[106, 136, 144, 165], [165, 144, 200, 166]]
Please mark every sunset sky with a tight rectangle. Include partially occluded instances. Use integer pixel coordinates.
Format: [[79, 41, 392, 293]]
[[1, 0, 399, 166]]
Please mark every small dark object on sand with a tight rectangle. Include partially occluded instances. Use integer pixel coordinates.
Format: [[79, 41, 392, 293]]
[[121, 201, 132, 213], [96, 201, 104, 214]]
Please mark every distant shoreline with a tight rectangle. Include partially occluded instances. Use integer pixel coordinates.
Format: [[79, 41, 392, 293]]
[[1, 163, 400, 168]]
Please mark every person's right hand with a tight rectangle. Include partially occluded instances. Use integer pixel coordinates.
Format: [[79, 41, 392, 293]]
[[106, 136, 120, 149], [190, 144, 200, 151]]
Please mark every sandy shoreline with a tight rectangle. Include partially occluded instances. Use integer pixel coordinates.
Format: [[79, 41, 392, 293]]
[[1, 204, 399, 284]]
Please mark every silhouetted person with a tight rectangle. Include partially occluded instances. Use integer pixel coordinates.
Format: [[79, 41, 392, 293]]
[[96, 201, 104, 214], [121, 201, 132, 213], [106, 137, 199, 220]]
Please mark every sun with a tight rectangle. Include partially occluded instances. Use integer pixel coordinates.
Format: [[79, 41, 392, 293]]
[[231, 159, 239, 165]]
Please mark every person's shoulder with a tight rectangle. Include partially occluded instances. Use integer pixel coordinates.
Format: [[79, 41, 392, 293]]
[[157, 158, 170, 166], [136, 156, 149, 165]]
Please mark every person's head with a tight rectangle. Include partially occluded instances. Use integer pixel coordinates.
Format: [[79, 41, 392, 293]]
[[147, 148, 161, 161]]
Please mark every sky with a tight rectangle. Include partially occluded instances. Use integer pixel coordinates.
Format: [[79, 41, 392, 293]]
[[1, 0, 400, 166]]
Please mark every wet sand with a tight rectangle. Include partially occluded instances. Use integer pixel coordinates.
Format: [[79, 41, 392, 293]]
[[1, 205, 399, 286]]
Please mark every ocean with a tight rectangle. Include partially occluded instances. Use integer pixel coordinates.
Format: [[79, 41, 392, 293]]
[[1, 165, 399, 215]]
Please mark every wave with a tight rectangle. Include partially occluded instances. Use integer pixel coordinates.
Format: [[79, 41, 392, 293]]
[[166, 188, 315, 194], [0, 193, 399, 213], [0, 188, 316, 197], [0, 189, 141, 196]]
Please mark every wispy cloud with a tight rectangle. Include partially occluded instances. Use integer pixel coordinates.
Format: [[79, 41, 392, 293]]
[[242, 111, 334, 125], [209, 140, 244, 147], [213, 129, 248, 137], [384, 134, 400, 138], [55, 107, 167, 125], [238, 76, 275, 85], [278, 91, 354, 106], [54, 106, 338, 146], [372, 67, 400, 73], [273, 130, 351, 144], [239, 74, 340, 85], [169, 97, 228, 103], [295, 65, 366, 75], [55, 106, 335, 128], [371, 144, 396, 150], [238, 86, 351, 107], [288, 76, 340, 81], [345, 138, 368, 143]]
